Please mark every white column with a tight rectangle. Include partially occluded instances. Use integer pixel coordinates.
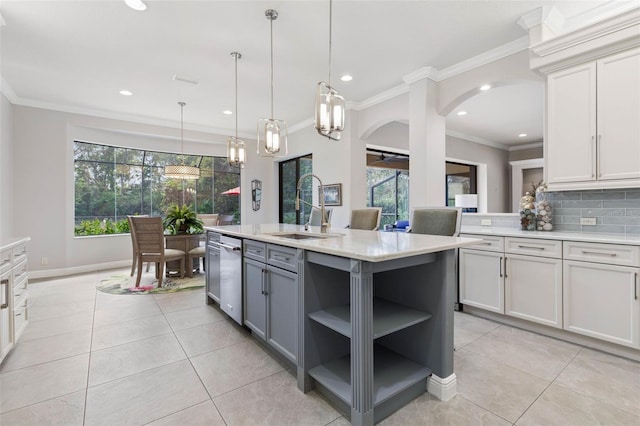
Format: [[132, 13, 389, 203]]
[[407, 76, 446, 208]]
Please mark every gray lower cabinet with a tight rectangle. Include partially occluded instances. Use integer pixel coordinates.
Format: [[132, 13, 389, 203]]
[[243, 240, 299, 363], [205, 231, 221, 304]]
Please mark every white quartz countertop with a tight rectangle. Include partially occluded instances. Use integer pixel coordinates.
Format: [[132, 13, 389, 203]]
[[461, 226, 640, 246], [206, 223, 480, 262]]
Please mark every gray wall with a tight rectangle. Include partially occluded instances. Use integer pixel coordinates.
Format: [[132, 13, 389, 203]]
[[0, 93, 14, 242]]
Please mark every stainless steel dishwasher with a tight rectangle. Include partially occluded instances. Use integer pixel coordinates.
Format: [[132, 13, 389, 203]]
[[218, 235, 243, 325]]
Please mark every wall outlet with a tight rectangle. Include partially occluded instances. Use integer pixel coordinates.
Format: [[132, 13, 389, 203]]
[[481, 219, 492, 226], [41, 257, 48, 265], [580, 217, 597, 226]]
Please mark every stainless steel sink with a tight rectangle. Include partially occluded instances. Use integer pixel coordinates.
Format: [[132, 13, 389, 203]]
[[266, 232, 343, 240]]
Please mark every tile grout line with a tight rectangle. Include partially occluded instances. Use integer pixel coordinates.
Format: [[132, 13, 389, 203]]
[[82, 270, 100, 426]]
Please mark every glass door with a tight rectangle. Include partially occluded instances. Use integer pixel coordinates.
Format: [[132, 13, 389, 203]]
[[279, 155, 312, 224]]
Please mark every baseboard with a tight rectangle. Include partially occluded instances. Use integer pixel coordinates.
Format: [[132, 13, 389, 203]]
[[29, 260, 130, 280], [427, 373, 457, 401]]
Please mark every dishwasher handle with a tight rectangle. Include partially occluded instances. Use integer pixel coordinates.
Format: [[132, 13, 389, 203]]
[[210, 242, 241, 251]]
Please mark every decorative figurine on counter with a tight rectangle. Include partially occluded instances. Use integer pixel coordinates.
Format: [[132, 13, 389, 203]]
[[519, 191, 536, 231], [534, 181, 552, 231]]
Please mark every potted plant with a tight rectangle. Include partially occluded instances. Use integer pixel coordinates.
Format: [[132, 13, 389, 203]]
[[163, 204, 204, 235]]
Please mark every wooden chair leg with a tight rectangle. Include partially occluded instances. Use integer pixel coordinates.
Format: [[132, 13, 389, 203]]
[[135, 258, 144, 287], [186, 255, 193, 278], [158, 262, 164, 288], [179, 257, 185, 279]]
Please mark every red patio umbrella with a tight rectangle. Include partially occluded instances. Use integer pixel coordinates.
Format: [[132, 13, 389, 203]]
[[221, 186, 240, 195]]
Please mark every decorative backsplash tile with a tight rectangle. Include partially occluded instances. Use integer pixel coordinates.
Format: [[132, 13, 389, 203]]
[[462, 189, 640, 235], [549, 189, 640, 235]]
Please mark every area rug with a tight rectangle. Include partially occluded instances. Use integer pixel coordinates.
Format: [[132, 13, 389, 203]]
[[98, 271, 205, 295]]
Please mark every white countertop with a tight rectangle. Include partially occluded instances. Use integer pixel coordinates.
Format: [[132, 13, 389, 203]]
[[461, 226, 640, 246], [206, 223, 480, 262]]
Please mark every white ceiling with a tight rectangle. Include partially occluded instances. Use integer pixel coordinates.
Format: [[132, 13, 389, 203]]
[[0, 0, 635, 148]]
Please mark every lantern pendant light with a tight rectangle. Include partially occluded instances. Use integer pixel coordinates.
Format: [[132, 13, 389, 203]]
[[257, 9, 287, 157], [227, 52, 246, 168], [314, 0, 345, 141], [164, 102, 200, 180]]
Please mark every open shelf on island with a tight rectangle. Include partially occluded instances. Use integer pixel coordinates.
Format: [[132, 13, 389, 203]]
[[308, 345, 431, 407], [308, 298, 432, 339]]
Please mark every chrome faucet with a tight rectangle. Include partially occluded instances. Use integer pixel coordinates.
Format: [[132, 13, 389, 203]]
[[295, 173, 329, 233]]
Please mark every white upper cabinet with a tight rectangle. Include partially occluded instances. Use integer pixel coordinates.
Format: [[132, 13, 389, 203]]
[[545, 47, 640, 190], [597, 48, 640, 181]]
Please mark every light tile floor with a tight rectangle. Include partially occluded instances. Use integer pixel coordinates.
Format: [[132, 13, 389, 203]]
[[1, 268, 639, 425]]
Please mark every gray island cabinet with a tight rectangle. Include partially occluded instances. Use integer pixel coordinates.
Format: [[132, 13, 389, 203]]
[[205, 224, 479, 426]]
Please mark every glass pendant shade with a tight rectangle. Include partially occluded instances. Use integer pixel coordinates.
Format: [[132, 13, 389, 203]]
[[258, 118, 287, 156], [164, 101, 200, 180], [257, 9, 287, 158], [227, 136, 246, 168], [164, 164, 200, 180], [315, 81, 345, 141]]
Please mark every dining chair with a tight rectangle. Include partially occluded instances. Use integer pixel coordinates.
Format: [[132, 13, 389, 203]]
[[129, 216, 186, 287], [307, 207, 332, 227], [127, 215, 150, 276], [408, 206, 462, 236], [197, 213, 219, 227], [218, 214, 234, 225], [187, 245, 206, 278], [347, 208, 382, 231]]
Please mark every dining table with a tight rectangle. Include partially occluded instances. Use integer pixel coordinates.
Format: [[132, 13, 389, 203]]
[[164, 233, 202, 277]]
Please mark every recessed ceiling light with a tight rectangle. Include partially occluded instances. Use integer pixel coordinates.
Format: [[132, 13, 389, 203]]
[[480, 84, 491, 91], [340, 74, 353, 82], [124, 0, 147, 11], [119, 90, 133, 96], [457, 111, 467, 116], [223, 110, 233, 115], [518, 133, 527, 137]]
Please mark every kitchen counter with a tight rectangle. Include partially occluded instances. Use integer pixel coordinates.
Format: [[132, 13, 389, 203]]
[[206, 223, 480, 261], [206, 224, 478, 425], [461, 226, 640, 245]]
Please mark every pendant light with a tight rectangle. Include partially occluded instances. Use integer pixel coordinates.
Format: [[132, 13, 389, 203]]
[[257, 9, 287, 157], [164, 102, 200, 180], [314, 0, 345, 141], [227, 52, 246, 168]]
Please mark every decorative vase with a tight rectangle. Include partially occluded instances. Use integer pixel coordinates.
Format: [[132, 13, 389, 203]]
[[535, 191, 553, 231], [519, 192, 536, 231]]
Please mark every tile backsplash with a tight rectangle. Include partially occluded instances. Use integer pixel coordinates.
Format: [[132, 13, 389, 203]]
[[548, 189, 640, 235], [461, 189, 640, 235]]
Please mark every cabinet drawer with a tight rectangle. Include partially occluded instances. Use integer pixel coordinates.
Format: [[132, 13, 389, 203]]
[[14, 276, 27, 305], [563, 241, 640, 267], [0, 249, 11, 274], [12, 259, 28, 284], [14, 299, 28, 341], [267, 244, 298, 273], [460, 234, 504, 252], [244, 240, 266, 262], [505, 237, 562, 259], [13, 243, 27, 264]]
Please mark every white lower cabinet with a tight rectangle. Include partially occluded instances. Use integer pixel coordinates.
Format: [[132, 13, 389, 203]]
[[459, 248, 504, 313], [505, 254, 562, 328], [563, 240, 640, 349]]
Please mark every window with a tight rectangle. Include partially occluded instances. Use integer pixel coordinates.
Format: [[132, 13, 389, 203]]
[[279, 155, 312, 224], [366, 149, 409, 227], [73, 141, 240, 235], [446, 161, 477, 211]]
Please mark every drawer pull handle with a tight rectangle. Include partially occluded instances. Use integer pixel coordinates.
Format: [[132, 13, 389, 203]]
[[272, 255, 290, 262], [504, 257, 508, 278], [581, 250, 617, 257], [635, 273, 638, 300], [247, 249, 262, 255], [480, 242, 492, 246], [517, 245, 545, 250], [499, 257, 503, 278], [1, 278, 8, 309]]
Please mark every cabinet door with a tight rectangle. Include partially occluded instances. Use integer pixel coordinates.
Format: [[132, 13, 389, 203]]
[[597, 48, 640, 181], [546, 62, 596, 184], [505, 254, 562, 328], [564, 260, 640, 348], [459, 249, 504, 313], [266, 266, 298, 363], [0, 271, 13, 363], [243, 258, 266, 340]]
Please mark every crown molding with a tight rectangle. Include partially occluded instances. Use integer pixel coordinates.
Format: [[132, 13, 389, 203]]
[[508, 141, 543, 151], [563, 0, 640, 33], [349, 84, 409, 111], [531, 7, 640, 58], [446, 130, 510, 151], [402, 67, 440, 85], [288, 117, 314, 135], [517, 6, 565, 35]]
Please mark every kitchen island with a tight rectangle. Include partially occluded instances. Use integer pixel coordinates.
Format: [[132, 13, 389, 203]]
[[205, 223, 479, 425]]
